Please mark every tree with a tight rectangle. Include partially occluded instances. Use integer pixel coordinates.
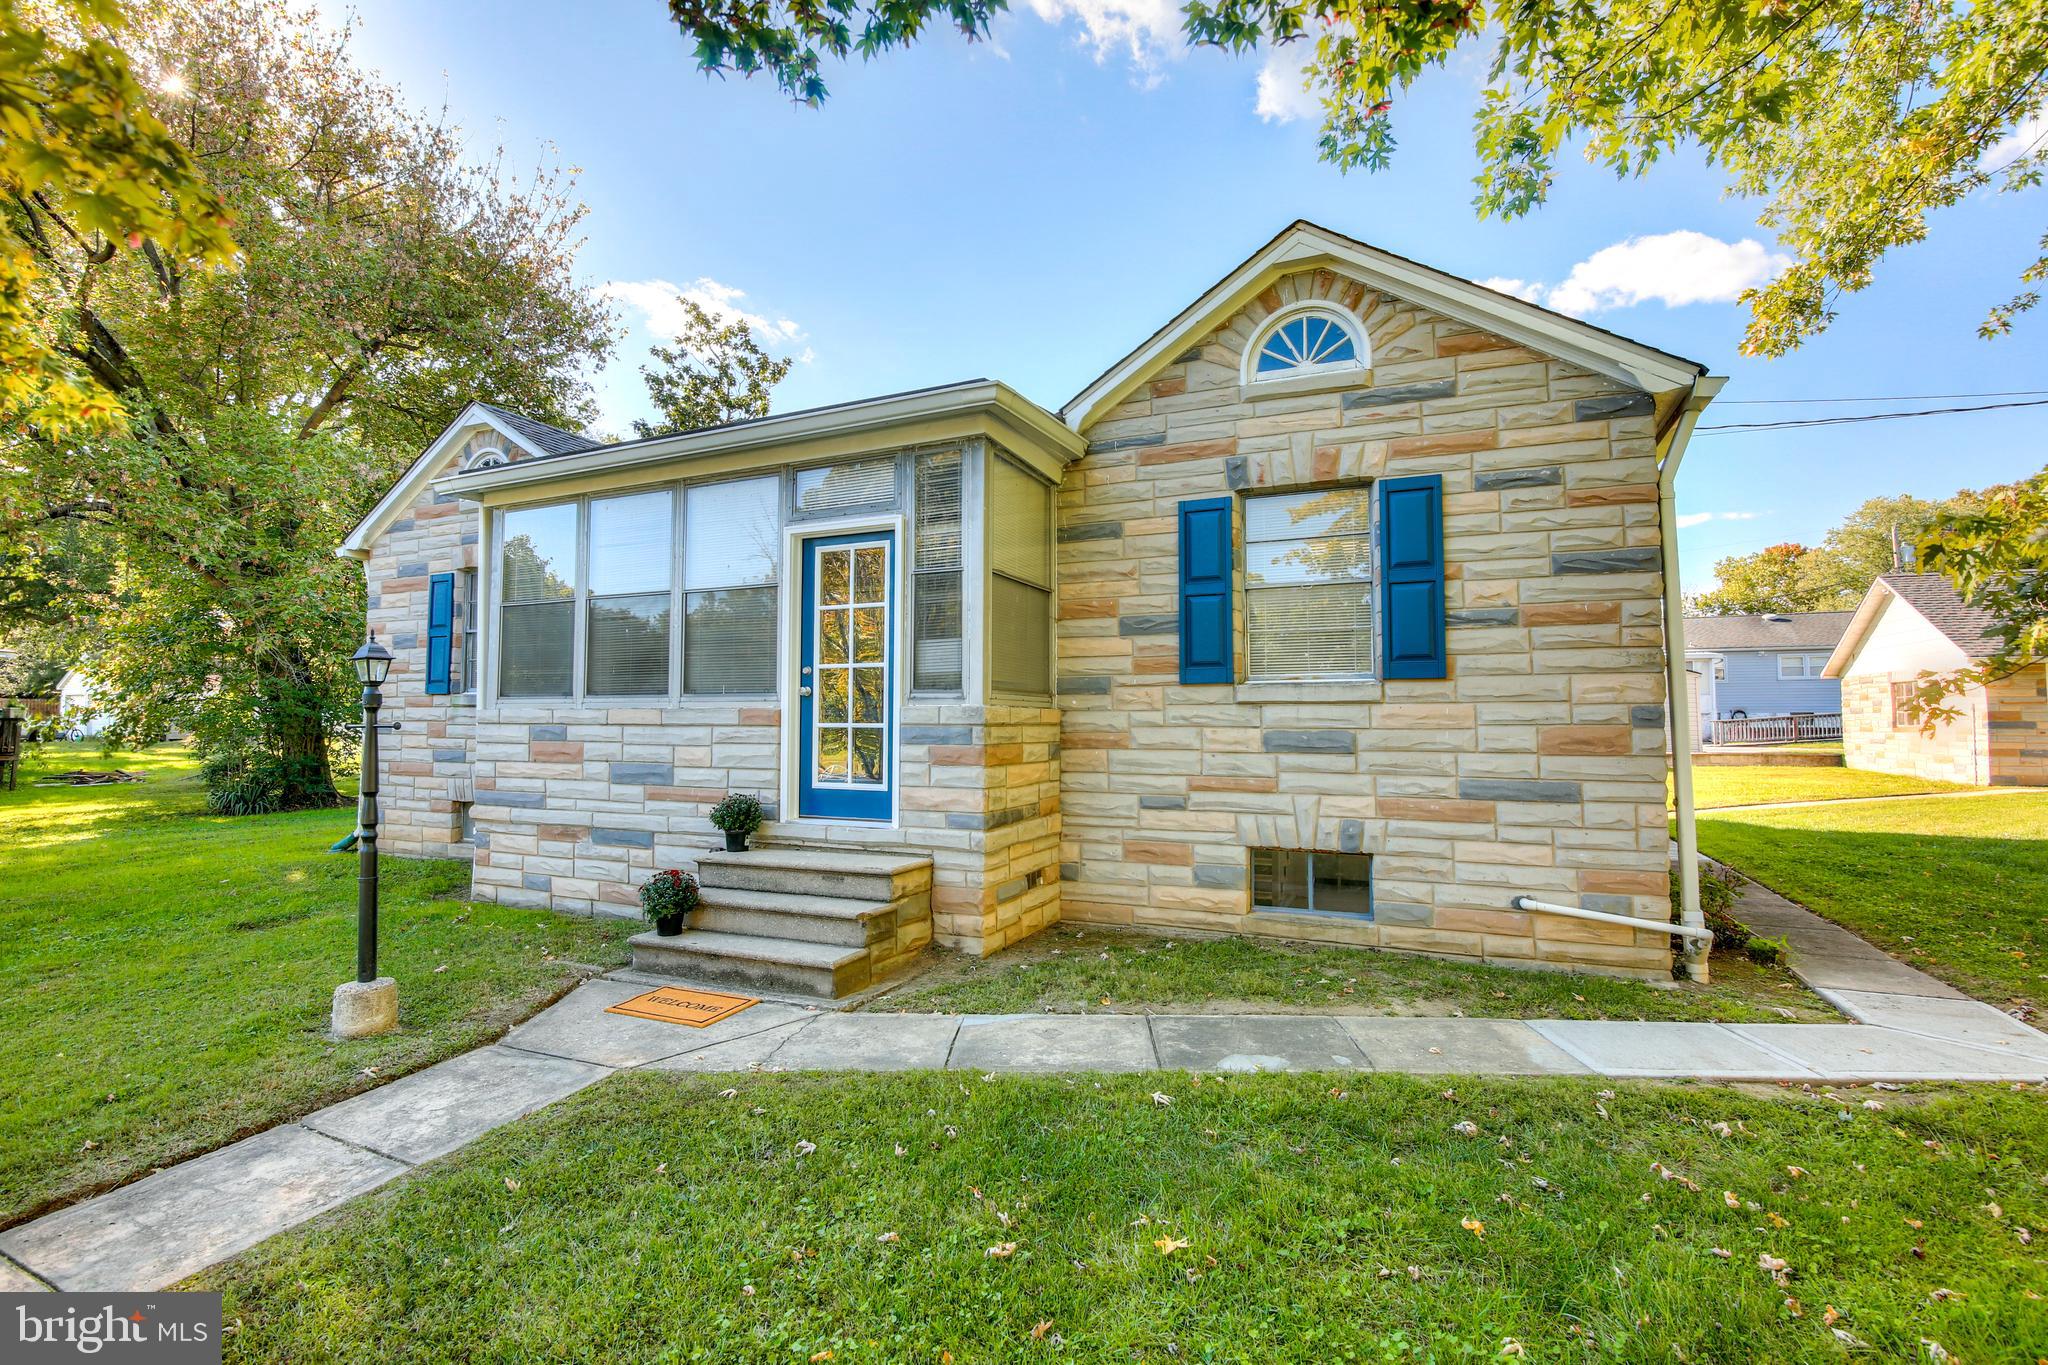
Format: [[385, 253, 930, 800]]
[[1691, 543, 1816, 616], [1690, 490, 1991, 615], [0, 0, 235, 436], [1905, 465, 2048, 726], [632, 297, 792, 439], [663, 0, 2048, 355], [3, 0, 613, 806]]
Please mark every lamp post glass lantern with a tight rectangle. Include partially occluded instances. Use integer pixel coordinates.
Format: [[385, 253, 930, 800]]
[[332, 632, 400, 1038]]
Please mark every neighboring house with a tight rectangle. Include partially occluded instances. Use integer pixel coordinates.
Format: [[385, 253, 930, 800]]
[[1682, 611, 1853, 741], [1825, 572, 2046, 787], [339, 221, 1722, 996], [55, 670, 109, 738]]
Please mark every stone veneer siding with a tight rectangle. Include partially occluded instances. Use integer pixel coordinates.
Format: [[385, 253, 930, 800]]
[[1055, 267, 1677, 979], [1842, 666, 2048, 788]]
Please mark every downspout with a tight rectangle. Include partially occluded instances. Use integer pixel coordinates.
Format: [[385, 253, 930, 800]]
[[1658, 375, 1725, 982]]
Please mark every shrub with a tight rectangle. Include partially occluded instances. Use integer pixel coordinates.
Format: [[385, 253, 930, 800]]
[[708, 792, 765, 835], [1745, 935, 1788, 965], [201, 744, 292, 816], [1670, 865, 1757, 966], [639, 868, 700, 924]]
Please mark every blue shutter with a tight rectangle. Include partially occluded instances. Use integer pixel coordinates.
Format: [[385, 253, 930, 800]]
[[425, 572, 454, 695], [1177, 497, 1233, 684], [1378, 474, 1445, 679]]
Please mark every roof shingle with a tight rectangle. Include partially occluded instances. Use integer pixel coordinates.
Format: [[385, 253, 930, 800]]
[[475, 402, 600, 457], [1683, 611, 1856, 652], [1878, 573, 2006, 657]]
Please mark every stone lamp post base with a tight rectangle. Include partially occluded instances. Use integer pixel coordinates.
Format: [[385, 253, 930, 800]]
[[330, 977, 398, 1038]]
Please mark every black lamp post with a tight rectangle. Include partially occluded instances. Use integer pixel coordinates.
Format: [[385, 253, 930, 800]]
[[350, 634, 394, 983], [332, 633, 399, 1038]]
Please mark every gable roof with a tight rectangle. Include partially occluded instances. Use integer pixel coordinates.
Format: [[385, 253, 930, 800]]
[[1061, 220, 1709, 434], [473, 402, 600, 457], [1822, 572, 2007, 677], [1683, 611, 1855, 653], [338, 401, 595, 560]]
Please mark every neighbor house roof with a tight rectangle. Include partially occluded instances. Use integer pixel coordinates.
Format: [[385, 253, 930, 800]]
[[1822, 573, 2007, 677], [1060, 220, 1710, 434], [1682, 611, 1855, 653]]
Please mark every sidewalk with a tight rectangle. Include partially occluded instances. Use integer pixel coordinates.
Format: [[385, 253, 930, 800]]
[[7, 884, 2045, 1295]]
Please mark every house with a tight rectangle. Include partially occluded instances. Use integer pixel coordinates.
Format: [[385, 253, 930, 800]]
[[1825, 572, 2046, 786], [339, 221, 1724, 998], [1682, 611, 1853, 742], [54, 670, 109, 738]]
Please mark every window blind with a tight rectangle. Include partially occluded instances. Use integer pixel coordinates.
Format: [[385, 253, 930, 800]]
[[913, 448, 963, 692], [793, 458, 895, 516], [989, 456, 1050, 588]]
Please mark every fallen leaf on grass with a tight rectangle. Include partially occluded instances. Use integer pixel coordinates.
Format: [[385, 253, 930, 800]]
[[1758, 1253, 1790, 1286], [795, 1140, 816, 1156], [1709, 1248, 1732, 1259], [1461, 1218, 1485, 1239], [1154, 1236, 1191, 1256], [1030, 1321, 1052, 1341], [876, 1232, 899, 1243], [1723, 1191, 1740, 1208], [1785, 1166, 1807, 1178], [1453, 1120, 1480, 1137], [504, 1178, 520, 1191], [1151, 1092, 1173, 1106], [986, 1242, 1017, 1259]]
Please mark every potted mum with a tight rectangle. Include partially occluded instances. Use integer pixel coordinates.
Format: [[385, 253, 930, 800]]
[[708, 792, 765, 852], [639, 867, 699, 936]]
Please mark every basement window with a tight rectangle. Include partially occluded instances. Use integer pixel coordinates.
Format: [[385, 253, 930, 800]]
[[1250, 848, 1371, 917]]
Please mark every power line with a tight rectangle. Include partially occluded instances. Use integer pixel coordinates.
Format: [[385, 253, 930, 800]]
[[1716, 389, 2048, 405], [1696, 397, 2048, 433]]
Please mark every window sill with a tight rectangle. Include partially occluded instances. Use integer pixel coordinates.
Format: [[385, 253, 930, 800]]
[[1250, 903, 1374, 923], [1238, 367, 1371, 403], [1234, 678, 1381, 704]]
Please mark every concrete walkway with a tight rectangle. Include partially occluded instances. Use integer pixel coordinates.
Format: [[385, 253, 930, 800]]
[[7, 885, 2045, 1295]]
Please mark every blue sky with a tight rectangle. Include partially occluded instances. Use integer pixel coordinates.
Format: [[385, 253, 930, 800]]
[[340, 0, 2047, 588]]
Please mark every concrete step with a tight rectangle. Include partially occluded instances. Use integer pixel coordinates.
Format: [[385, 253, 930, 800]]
[[690, 885, 901, 949], [696, 845, 932, 903], [630, 929, 872, 1000]]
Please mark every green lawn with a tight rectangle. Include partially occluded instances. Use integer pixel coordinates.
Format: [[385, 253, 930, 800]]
[[873, 924, 1837, 1023], [1699, 792, 2048, 1016], [1685, 765, 1979, 810], [0, 742, 631, 1228], [200, 1070, 2048, 1363]]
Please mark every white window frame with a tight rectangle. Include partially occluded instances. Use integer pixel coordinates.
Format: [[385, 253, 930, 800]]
[[1240, 301, 1372, 386], [1778, 652, 1828, 680], [1243, 484, 1378, 684], [583, 486, 680, 701], [681, 471, 785, 700]]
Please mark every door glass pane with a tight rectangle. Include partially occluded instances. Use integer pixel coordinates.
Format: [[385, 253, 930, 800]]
[[587, 593, 671, 696], [853, 606, 884, 662], [685, 476, 779, 588], [820, 549, 850, 606], [851, 728, 883, 783], [682, 586, 775, 694], [501, 503, 578, 601], [855, 545, 886, 603], [819, 668, 848, 723], [852, 667, 881, 723], [820, 610, 849, 663], [816, 727, 848, 781], [500, 600, 573, 697], [588, 490, 672, 596]]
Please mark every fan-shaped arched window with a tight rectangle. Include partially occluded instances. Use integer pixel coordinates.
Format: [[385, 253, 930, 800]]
[[465, 448, 510, 471], [1247, 307, 1367, 382]]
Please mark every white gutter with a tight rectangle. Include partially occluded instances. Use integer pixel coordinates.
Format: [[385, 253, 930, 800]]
[[1510, 896, 1715, 943], [1659, 375, 1726, 981]]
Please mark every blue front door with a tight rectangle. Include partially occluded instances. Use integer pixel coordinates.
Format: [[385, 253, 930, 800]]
[[797, 532, 895, 821]]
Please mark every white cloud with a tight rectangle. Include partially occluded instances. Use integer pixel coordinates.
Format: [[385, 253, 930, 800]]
[[1677, 511, 1763, 530], [1255, 45, 1319, 124], [1478, 276, 1546, 304], [599, 277, 806, 349], [1982, 106, 2048, 171], [1538, 231, 1791, 316], [1024, 0, 1184, 84]]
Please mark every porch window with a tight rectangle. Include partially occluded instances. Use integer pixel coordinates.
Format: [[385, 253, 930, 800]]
[[1251, 848, 1371, 916], [684, 475, 780, 695], [585, 490, 673, 697], [1244, 486, 1374, 680], [990, 454, 1052, 695], [459, 568, 479, 693], [498, 501, 578, 697], [913, 448, 964, 693], [794, 458, 896, 517]]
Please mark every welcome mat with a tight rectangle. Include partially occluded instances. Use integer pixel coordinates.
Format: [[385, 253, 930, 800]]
[[604, 986, 759, 1028]]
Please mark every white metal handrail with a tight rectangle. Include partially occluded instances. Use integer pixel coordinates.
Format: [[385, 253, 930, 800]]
[[1510, 895, 1715, 943]]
